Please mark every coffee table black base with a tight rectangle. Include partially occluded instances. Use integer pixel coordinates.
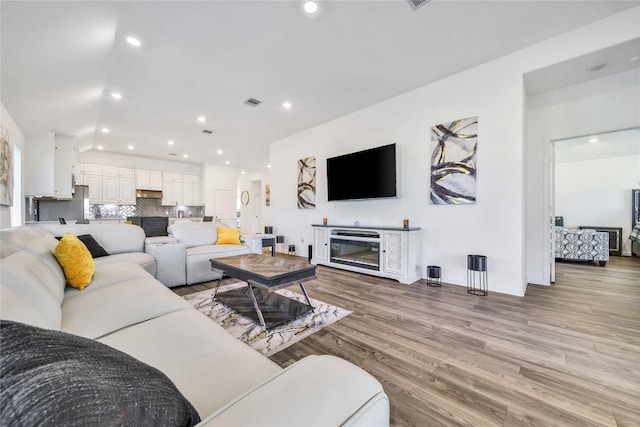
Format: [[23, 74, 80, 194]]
[[216, 286, 313, 330]]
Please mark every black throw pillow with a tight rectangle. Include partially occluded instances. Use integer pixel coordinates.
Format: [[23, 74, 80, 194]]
[[0, 320, 201, 427], [55, 234, 109, 258]]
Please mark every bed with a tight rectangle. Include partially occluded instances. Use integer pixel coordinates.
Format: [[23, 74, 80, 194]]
[[555, 226, 609, 266]]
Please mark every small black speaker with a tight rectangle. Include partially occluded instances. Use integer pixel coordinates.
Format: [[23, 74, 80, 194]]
[[308, 245, 313, 261], [264, 226, 273, 234]]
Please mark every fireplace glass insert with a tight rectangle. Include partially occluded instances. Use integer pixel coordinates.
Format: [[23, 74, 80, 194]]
[[330, 238, 380, 271]]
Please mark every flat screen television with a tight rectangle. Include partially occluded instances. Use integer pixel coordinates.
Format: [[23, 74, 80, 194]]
[[327, 143, 397, 201]]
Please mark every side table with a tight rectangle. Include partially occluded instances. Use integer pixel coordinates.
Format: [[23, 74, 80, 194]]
[[241, 234, 276, 256]]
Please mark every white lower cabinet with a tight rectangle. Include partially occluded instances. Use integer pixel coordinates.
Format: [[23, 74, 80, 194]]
[[311, 225, 421, 285], [313, 227, 329, 262]]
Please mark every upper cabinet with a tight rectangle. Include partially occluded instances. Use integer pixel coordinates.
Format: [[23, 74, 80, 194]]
[[26, 132, 75, 199], [136, 169, 162, 191], [102, 167, 135, 204], [75, 163, 103, 203], [162, 173, 202, 206]]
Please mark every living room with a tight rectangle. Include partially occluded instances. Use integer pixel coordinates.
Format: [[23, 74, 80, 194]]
[[1, 1, 639, 426]]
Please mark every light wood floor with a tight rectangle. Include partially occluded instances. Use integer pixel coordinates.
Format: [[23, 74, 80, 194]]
[[174, 256, 640, 426]]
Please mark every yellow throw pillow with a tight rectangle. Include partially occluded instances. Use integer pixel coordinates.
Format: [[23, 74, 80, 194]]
[[216, 226, 241, 245], [54, 233, 95, 290]]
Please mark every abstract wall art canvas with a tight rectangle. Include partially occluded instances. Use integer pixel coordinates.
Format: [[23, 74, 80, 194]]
[[0, 125, 13, 207], [297, 156, 316, 209], [265, 184, 271, 206], [430, 116, 478, 205]]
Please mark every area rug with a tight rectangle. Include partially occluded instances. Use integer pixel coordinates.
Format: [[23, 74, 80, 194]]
[[184, 282, 351, 357]]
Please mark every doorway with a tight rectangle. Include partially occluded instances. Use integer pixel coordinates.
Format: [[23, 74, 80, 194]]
[[250, 179, 262, 233], [550, 127, 640, 281]]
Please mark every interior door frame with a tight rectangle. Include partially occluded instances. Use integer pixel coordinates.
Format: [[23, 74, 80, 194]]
[[543, 123, 639, 284]]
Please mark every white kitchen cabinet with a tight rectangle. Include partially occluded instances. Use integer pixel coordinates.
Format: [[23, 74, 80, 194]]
[[101, 167, 135, 204], [136, 169, 162, 191], [182, 174, 202, 206], [26, 132, 75, 199], [162, 173, 202, 205], [75, 163, 103, 203], [83, 174, 103, 203]]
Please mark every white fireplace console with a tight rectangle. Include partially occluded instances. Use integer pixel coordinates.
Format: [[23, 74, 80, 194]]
[[311, 224, 421, 284]]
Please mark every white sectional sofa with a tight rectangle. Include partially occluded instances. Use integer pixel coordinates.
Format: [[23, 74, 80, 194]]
[[146, 222, 252, 287], [0, 224, 389, 425]]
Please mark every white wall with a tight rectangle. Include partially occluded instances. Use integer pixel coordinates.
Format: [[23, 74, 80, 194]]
[[556, 154, 639, 256], [0, 103, 26, 228], [526, 69, 640, 284], [269, 7, 640, 296]]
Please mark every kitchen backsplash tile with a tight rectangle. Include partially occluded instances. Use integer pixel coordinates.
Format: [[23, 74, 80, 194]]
[[89, 198, 203, 219]]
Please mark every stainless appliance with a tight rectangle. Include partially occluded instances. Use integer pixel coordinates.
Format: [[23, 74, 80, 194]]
[[36, 185, 90, 223], [25, 196, 38, 221]]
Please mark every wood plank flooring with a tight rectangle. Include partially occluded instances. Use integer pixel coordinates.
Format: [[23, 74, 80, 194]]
[[173, 256, 640, 426]]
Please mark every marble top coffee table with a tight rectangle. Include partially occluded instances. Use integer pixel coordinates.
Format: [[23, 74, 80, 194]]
[[209, 254, 318, 329]]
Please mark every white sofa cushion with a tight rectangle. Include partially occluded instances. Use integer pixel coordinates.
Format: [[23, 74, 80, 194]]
[[0, 250, 65, 330], [185, 245, 250, 285], [61, 277, 192, 339], [63, 261, 153, 299], [0, 287, 58, 330], [94, 252, 156, 276], [168, 222, 221, 248], [32, 223, 146, 254], [98, 309, 281, 418]]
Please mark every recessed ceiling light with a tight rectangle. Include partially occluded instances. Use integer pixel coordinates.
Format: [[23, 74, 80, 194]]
[[127, 145, 134, 150], [183, 154, 188, 158], [267, 164, 271, 168], [101, 128, 109, 133], [217, 149, 223, 155], [97, 145, 104, 150], [197, 116, 206, 122], [589, 138, 598, 143], [303, 1, 319, 14], [111, 92, 122, 99], [126, 36, 141, 47], [283, 101, 292, 109], [225, 160, 230, 165], [168, 140, 174, 145], [241, 171, 245, 175]]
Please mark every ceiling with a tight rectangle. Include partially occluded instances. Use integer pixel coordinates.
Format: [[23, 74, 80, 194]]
[[2, 1, 638, 174], [554, 127, 640, 164]]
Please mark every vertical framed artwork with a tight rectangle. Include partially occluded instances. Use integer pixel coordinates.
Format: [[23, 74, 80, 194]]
[[430, 116, 478, 205], [0, 125, 13, 206], [265, 184, 271, 206], [297, 156, 316, 209]]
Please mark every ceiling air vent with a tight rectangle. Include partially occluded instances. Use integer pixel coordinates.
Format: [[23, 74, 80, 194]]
[[244, 98, 262, 107], [202, 129, 213, 134], [407, 0, 430, 11], [169, 153, 177, 156]]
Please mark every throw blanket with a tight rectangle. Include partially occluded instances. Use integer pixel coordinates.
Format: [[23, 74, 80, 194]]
[[630, 224, 640, 242]]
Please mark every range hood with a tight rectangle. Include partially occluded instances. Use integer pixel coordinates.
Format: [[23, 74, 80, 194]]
[[136, 189, 163, 199]]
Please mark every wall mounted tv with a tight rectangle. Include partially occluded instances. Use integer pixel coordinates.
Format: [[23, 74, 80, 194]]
[[327, 143, 397, 201]]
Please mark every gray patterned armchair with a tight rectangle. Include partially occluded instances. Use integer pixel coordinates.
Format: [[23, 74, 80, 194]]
[[555, 226, 609, 266]]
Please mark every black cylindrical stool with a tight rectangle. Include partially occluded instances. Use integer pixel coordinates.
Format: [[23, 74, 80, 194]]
[[467, 255, 488, 296], [426, 265, 442, 287]]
